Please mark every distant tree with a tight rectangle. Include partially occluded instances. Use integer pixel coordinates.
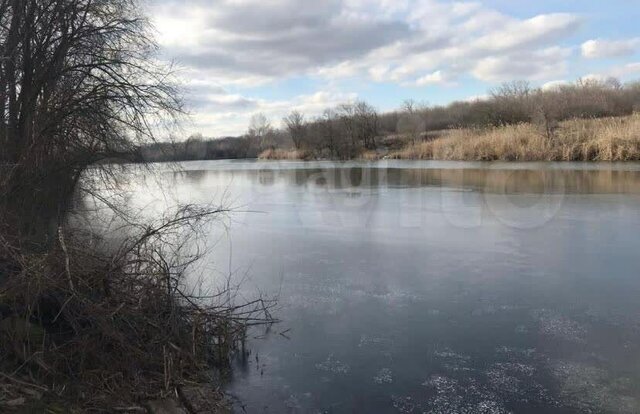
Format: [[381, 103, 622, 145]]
[[353, 101, 379, 150], [184, 133, 207, 159], [490, 81, 533, 125], [491, 81, 532, 100], [283, 111, 306, 149], [248, 113, 274, 150], [402, 99, 417, 114], [337, 103, 357, 155], [398, 100, 426, 142], [531, 92, 562, 140], [321, 108, 339, 157]]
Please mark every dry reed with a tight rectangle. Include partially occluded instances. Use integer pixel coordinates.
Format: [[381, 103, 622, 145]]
[[0, 204, 276, 410], [389, 114, 640, 161], [258, 148, 314, 161]]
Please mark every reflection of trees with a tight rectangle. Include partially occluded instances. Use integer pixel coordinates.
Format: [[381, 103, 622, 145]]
[[228, 167, 640, 195], [258, 169, 275, 186], [257, 167, 383, 190], [170, 170, 208, 186], [182, 170, 207, 184], [402, 168, 640, 194]]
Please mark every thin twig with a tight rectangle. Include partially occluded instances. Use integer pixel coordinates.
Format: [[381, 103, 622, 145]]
[[58, 226, 75, 292], [0, 372, 49, 392]]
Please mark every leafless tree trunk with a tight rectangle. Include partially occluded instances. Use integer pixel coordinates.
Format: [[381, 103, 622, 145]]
[[283, 110, 306, 149], [0, 0, 181, 251], [247, 112, 274, 151], [354, 101, 378, 150]]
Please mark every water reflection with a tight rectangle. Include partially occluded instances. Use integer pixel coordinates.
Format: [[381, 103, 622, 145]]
[[175, 166, 640, 194], [150, 161, 640, 413]]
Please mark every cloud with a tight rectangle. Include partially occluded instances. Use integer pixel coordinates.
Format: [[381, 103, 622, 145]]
[[414, 70, 455, 86], [472, 47, 572, 83], [581, 38, 640, 59], [153, 1, 582, 86], [472, 13, 581, 52], [185, 89, 358, 137], [579, 73, 613, 84], [613, 62, 640, 77], [541, 80, 571, 91], [581, 62, 640, 83], [463, 94, 489, 102], [149, 0, 587, 134], [154, 0, 410, 82], [314, 8, 581, 86]]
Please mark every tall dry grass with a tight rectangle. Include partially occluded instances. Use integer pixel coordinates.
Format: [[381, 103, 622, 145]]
[[389, 114, 640, 161], [258, 148, 314, 161], [358, 150, 382, 161]]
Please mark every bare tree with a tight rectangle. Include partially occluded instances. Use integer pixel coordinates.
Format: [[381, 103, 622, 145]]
[[184, 133, 207, 160], [491, 81, 532, 100], [531, 91, 562, 140], [354, 101, 379, 150], [321, 108, 339, 157], [337, 103, 357, 156], [283, 110, 306, 149], [0, 0, 181, 250], [402, 99, 417, 114], [490, 81, 533, 125], [0, 1, 280, 408], [247, 112, 274, 150]]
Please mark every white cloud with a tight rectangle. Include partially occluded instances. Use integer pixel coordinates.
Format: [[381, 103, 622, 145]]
[[149, 0, 588, 133], [579, 74, 615, 85], [463, 94, 489, 102], [581, 62, 640, 83], [317, 61, 362, 79], [613, 62, 640, 77], [185, 89, 358, 137], [153, 0, 410, 83], [154, 0, 582, 87], [472, 13, 581, 52], [581, 38, 640, 59], [472, 47, 572, 83], [314, 7, 581, 87], [414, 70, 455, 86], [460, 10, 510, 33], [541, 80, 571, 91]]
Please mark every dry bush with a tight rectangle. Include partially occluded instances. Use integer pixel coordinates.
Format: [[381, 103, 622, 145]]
[[258, 148, 314, 160], [0, 0, 278, 409], [389, 114, 640, 161], [0, 204, 276, 410], [559, 115, 640, 161], [358, 150, 382, 161]]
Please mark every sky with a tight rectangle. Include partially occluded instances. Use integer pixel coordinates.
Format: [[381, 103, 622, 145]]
[[148, 0, 640, 137]]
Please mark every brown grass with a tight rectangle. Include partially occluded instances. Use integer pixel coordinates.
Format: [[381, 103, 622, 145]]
[[0, 205, 276, 410], [388, 114, 640, 161], [358, 150, 382, 161], [258, 148, 314, 161]]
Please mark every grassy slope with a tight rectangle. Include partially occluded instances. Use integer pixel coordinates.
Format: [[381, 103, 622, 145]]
[[259, 115, 640, 162], [388, 114, 640, 162]]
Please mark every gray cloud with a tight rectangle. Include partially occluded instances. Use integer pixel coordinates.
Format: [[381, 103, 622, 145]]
[[207, 0, 343, 34], [155, 0, 411, 78], [185, 94, 259, 112], [149, 0, 587, 135], [154, 1, 584, 86]]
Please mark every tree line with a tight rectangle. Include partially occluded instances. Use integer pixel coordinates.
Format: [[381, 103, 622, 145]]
[[143, 77, 640, 162]]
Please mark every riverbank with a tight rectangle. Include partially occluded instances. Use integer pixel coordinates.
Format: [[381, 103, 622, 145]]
[[0, 204, 275, 412], [259, 114, 640, 162], [389, 114, 640, 161]]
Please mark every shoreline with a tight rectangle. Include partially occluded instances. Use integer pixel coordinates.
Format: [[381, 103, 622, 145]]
[[258, 114, 640, 163]]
